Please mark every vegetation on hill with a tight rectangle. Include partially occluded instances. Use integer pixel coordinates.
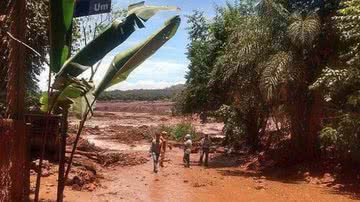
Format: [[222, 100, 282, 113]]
[[98, 84, 184, 101], [175, 0, 360, 164]]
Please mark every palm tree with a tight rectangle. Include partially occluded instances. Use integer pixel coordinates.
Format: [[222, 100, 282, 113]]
[[258, 0, 337, 161]]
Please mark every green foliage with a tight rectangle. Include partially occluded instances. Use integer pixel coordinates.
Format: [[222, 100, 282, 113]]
[[159, 122, 198, 141], [43, 2, 181, 121], [94, 15, 181, 97], [49, 0, 75, 73], [57, 4, 179, 78], [308, 0, 360, 163], [0, 0, 49, 113], [319, 127, 338, 150], [216, 105, 246, 149]]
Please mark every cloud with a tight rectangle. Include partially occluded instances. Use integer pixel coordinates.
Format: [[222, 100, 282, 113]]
[[107, 80, 185, 91], [37, 59, 188, 91]]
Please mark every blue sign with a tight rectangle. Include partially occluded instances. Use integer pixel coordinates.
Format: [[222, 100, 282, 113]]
[[74, 0, 112, 17]]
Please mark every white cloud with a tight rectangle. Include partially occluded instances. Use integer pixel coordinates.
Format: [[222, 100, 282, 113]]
[[37, 59, 188, 91], [107, 80, 185, 91]]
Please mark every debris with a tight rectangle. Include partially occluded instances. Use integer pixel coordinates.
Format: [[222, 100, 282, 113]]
[[71, 184, 82, 191], [255, 184, 266, 190]]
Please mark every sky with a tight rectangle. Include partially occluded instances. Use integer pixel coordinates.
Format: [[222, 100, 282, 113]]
[[38, 0, 227, 91]]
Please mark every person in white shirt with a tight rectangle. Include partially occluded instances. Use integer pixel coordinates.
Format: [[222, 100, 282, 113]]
[[183, 134, 192, 168]]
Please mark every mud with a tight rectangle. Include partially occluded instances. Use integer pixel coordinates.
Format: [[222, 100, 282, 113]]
[[31, 101, 359, 202]]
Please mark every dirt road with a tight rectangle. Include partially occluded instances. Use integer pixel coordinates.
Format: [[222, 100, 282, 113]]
[[59, 147, 357, 202]]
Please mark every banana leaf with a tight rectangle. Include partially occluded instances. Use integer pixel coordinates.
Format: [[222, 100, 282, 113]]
[[40, 79, 94, 114], [127, 1, 180, 21], [70, 88, 95, 119], [56, 2, 179, 78], [50, 0, 76, 73], [94, 15, 181, 97]]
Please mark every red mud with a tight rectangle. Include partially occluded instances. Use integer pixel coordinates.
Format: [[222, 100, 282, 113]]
[[31, 101, 359, 202]]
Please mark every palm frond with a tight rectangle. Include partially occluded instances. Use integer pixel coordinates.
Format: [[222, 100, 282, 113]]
[[287, 12, 321, 48], [260, 51, 292, 101]]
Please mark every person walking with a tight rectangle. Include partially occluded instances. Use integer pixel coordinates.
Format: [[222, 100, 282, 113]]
[[159, 131, 169, 167], [199, 134, 212, 166], [183, 134, 192, 168], [149, 133, 163, 173]]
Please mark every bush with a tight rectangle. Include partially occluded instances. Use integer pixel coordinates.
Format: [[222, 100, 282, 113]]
[[319, 127, 338, 151], [159, 122, 198, 141], [216, 105, 246, 149]]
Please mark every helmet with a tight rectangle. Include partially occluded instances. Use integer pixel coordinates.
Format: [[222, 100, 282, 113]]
[[185, 134, 191, 140], [161, 131, 168, 135]]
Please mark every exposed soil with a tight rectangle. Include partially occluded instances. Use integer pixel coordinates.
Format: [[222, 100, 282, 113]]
[[31, 101, 359, 202]]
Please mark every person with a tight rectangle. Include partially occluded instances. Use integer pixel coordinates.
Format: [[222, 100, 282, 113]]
[[149, 133, 163, 173], [199, 134, 212, 166], [183, 134, 192, 168], [200, 112, 207, 124], [159, 131, 168, 167]]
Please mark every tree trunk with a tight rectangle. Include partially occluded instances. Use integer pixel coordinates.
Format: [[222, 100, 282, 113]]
[[305, 90, 322, 160], [287, 86, 322, 162], [1, 0, 29, 201], [245, 109, 261, 151], [6, 0, 26, 120]]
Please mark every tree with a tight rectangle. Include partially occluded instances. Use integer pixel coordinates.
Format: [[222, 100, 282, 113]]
[[255, 0, 341, 161], [311, 0, 360, 163], [0, 0, 49, 115]]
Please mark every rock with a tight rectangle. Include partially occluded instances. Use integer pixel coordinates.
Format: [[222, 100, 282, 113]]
[[155, 179, 159, 181], [183, 180, 189, 183]]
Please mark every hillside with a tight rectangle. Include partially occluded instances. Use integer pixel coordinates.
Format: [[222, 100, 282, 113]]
[[98, 84, 185, 101]]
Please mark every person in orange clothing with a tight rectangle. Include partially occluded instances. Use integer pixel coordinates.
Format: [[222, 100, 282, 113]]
[[160, 131, 172, 167]]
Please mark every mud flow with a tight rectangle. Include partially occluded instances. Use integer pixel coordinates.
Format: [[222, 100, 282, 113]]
[[31, 101, 359, 202]]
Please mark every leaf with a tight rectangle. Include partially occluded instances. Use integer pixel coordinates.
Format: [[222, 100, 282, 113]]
[[49, 0, 75, 73], [56, 3, 180, 78], [127, 1, 180, 21], [94, 15, 181, 97], [39, 93, 49, 112], [70, 88, 95, 119]]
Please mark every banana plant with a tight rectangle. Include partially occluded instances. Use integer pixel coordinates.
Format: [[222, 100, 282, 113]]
[[45, 1, 180, 117], [37, 1, 181, 201]]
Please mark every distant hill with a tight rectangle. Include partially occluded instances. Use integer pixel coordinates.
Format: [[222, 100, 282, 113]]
[[98, 84, 185, 101]]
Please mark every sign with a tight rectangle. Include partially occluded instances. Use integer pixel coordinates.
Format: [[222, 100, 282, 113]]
[[74, 0, 111, 17]]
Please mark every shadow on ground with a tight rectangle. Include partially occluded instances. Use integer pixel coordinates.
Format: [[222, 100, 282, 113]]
[[208, 153, 360, 200]]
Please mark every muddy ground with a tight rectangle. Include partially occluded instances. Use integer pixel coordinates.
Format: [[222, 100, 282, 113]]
[[31, 101, 359, 202]]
